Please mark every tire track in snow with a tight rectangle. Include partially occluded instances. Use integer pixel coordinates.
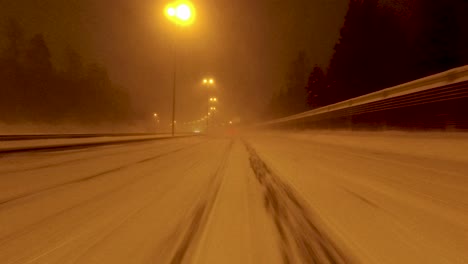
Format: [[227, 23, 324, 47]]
[[168, 140, 233, 264], [243, 140, 354, 264], [0, 141, 203, 207], [0, 139, 203, 174]]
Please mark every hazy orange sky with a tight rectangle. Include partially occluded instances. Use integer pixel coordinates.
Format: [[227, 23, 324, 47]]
[[0, 0, 349, 124]]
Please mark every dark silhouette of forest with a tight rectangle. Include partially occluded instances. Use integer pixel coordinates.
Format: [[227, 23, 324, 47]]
[[267, 0, 468, 119], [0, 19, 133, 125]]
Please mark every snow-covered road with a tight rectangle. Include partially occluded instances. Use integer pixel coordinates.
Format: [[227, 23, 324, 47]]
[[1, 131, 467, 263]]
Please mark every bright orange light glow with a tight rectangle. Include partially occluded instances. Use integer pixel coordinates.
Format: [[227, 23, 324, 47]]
[[176, 4, 191, 21], [164, 1, 196, 26], [167, 7, 176, 17], [203, 78, 214, 85]]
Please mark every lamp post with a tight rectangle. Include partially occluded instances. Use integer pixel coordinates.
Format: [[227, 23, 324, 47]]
[[165, 1, 195, 136], [153, 113, 160, 132], [202, 78, 217, 132]]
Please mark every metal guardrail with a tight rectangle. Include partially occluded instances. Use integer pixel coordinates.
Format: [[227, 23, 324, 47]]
[[259, 65, 468, 127], [0, 134, 199, 154], [0, 133, 163, 141]]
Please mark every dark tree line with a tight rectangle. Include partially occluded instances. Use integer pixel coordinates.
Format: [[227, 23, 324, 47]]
[[266, 51, 310, 119], [267, 0, 468, 118], [0, 19, 133, 125], [307, 0, 468, 108]]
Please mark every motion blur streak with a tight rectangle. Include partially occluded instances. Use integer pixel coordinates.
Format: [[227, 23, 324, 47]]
[[1, 131, 467, 263]]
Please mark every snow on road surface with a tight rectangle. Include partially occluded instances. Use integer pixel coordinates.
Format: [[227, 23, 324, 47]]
[[0, 131, 467, 263], [245, 131, 468, 264]]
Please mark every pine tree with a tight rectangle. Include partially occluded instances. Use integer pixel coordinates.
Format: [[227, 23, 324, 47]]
[[0, 19, 25, 121], [412, 0, 463, 77], [284, 51, 309, 115], [305, 66, 326, 108], [326, 0, 410, 104], [1, 19, 24, 65], [21, 34, 55, 121], [24, 34, 53, 75], [64, 48, 85, 80]]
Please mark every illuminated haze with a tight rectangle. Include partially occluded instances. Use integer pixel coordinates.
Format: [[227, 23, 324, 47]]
[[0, 0, 348, 125]]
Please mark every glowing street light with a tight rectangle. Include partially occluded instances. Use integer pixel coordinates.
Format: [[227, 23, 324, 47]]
[[153, 113, 160, 122], [164, 1, 196, 136], [167, 7, 176, 17], [202, 77, 217, 133], [202, 78, 215, 86], [176, 4, 191, 20], [165, 1, 195, 26]]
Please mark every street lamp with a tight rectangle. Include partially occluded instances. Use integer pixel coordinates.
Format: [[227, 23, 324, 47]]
[[202, 78, 215, 86], [164, 1, 195, 136], [153, 113, 160, 132], [165, 1, 196, 26], [202, 78, 218, 132]]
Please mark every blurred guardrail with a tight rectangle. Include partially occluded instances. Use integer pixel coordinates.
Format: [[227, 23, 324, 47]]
[[0, 133, 197, 154], [259, 65, 468, 131], [0, 133, 162, 141]]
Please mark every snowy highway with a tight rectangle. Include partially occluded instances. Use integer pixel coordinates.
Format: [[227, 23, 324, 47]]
[[1, 132, 467, 264]]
